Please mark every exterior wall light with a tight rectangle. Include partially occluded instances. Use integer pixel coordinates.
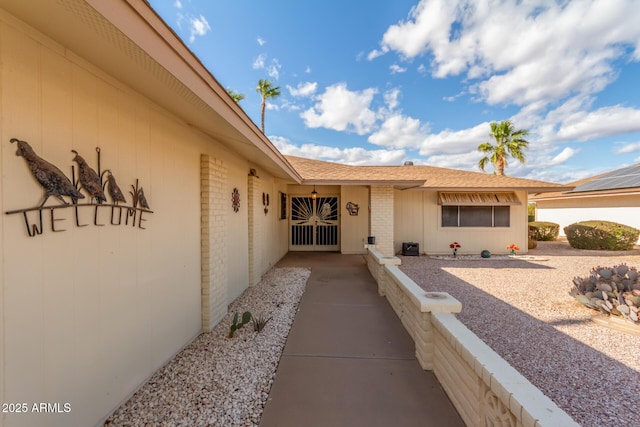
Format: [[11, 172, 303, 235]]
[[311, 185, 317, 200]]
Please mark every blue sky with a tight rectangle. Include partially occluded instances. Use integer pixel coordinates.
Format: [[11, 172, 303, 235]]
[[148, 0, 640, 184]]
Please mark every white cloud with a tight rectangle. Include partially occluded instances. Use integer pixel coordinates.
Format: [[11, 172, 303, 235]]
[[419, 122, 489, 156], [373, 0, 640, 108], [614, 141, 640, 154], [253, 54, 281, 79], [188, 15, 210, 43], [300, 83, 378, 135], [368, 114, 429, 149], [556, 105, 640, 141], [390, 64, 407, 74], [425, 151, 484, 171], [305, 66, 312, 73], [267, 59, 281, 79], [287, 82, 317, 97], [550, 147, 579, 165], [174, 0, 182, 9], [271, 136, 406, 166], [252, 54, 266, 69], [383, 88, 401, 111], [257, 37, 266, 46], [367, 49, 386, 61], [376, 0, 459, 60]]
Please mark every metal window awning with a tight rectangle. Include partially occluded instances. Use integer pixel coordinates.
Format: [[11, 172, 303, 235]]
[[438, 192, 521, 206]]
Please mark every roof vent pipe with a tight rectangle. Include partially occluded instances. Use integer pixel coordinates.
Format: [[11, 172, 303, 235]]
[[403, 161, 414, 166]]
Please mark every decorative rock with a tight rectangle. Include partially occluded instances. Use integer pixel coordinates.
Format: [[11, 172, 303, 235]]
[[104, 267, 310, 427]]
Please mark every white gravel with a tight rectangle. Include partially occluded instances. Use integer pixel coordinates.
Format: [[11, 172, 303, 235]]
[[399, 240, 640, 427], [104, 267, 310, 427]]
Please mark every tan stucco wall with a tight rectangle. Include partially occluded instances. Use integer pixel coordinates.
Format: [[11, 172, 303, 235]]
[[0, 13, 287, 427], [535, 194, 640, 242], [340, 186, 369, 254], [394, 189, 529, 255]]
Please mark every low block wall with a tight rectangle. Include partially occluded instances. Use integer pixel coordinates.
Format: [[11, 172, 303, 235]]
[[365, 248, 579, 427]]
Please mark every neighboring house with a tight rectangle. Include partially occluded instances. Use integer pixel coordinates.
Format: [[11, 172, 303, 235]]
[[0, 1, 569, 426], [530, 163, 640, 242]]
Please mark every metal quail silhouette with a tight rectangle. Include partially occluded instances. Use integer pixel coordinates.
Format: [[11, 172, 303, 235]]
[[138, 187, 150, 209], [72, 149, 107, 204], [10, 138, 85, 206], [103, 169, 127, 205]]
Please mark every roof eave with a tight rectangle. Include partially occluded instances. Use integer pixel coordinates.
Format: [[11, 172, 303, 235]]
[[84, 0, 302, 182]]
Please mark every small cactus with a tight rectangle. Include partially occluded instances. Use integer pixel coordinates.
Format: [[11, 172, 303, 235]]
[[571, 264, 640, 324], [228, 311, 252, 338]]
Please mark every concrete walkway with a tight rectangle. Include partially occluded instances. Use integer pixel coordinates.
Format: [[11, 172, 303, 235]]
[[260, 252, 464, 427]]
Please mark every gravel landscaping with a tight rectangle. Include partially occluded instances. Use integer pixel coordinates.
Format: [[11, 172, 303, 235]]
[[103, 241, 640, 427], [399, 239, 640, 427], [105, 267, 310, 427]]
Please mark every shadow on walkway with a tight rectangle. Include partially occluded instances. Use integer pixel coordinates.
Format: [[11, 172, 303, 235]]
[[260, 252, 464, 427]]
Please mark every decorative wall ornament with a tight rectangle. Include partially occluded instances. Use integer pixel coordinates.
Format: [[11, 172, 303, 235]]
[[72, 149, 106, 204], [346, 201, 360, 216], [9, 138, 84, 206], [232, 187, 240, 212], [483, 388, 517, 427], [263, 192, 269, 215], [5, 138, 153, 237]]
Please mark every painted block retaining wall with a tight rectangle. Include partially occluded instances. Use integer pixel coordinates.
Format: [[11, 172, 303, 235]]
[[365, 248, 579, 427]]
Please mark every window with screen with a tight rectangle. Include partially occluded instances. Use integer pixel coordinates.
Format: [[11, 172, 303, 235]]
[[442, 206, 510, 227]]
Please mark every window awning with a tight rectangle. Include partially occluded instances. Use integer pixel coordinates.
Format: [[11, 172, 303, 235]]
[[437, 192, 521, 206]]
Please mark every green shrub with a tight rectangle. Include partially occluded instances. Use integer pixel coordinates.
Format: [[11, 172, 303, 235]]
[[528, 221, 559, 241], [564, 220, 640, 250]]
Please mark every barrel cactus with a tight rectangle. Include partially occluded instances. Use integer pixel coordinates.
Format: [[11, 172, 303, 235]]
[[570, 264, 640, 323]]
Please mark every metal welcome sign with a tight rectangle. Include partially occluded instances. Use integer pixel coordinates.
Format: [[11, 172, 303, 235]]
[[5, 138, 153, 237]]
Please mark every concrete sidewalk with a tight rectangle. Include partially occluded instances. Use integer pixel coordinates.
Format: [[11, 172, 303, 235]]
[[260, 252, 464, 427]]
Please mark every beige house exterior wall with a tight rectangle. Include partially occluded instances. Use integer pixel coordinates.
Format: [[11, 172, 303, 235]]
[[0, 13, 287, 427], [394, 189, 530, 255], [535, 194, 640, 242], [340, 185, 369, 254]]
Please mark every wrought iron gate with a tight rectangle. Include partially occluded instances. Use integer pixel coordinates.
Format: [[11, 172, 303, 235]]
[[289, 196, 339, 251]]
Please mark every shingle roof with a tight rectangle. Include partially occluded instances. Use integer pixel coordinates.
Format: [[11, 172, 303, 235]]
[[530, 163, 640, 200], [285, 156, 571, 192]]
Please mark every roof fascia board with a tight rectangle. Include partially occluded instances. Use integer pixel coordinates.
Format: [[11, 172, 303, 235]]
[[531, 191, 640, 201], [302, 180, 427, 186], [429, 186, 573, 193], [85, 0, 302, 183]]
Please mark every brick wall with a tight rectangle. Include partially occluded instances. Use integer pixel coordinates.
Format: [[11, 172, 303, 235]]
[[370, 185, 395, 256], [200, 155, 228, 331], [247, 174, 262, 286]]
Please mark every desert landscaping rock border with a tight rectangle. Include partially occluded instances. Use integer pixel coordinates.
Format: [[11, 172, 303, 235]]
[[104, 267, 310, 427], [400, 240, 640, 427]]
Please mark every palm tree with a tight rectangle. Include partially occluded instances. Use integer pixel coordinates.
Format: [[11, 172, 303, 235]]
[[226, 88, 245, 103], [256, 79, 281, 133], [477, 120, 530, 176]]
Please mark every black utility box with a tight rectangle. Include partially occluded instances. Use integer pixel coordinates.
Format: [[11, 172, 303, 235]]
[[402, 242, 419, 256]]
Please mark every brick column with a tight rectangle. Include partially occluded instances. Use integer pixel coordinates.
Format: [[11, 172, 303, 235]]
[[247, 174, 262, 286], [200, 155, 228, 332], [370, 185, 394, 256]]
